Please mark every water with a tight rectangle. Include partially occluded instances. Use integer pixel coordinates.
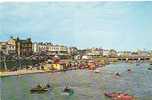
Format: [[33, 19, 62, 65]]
[[1, 63, 152, 100]]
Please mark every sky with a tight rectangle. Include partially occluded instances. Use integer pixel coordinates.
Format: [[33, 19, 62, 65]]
[[0, 2, 152, 51]]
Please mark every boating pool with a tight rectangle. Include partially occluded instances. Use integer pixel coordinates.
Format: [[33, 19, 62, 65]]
[[1, 63, 152, 100]]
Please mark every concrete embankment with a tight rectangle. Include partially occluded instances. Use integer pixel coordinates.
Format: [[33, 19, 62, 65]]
[[0, 69, 45, 77], [0, 66, 90, 77]]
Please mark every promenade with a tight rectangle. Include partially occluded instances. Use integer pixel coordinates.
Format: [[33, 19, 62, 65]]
[[0, 69, 45, 77]]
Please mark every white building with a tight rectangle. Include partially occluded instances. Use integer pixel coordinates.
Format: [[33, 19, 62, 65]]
[[136, 50, 150, 57], [102, 49, 109, 57], [48, 45, 68, 54], [6, 44, 16, 54], [108, 49, 117, 57], [32, 42, 52, 53], [82, 55, 91, 60], [68, 47, 78, 55], [117, 51, 124, 56], [0, 42, 16, 54], [86, 48, 102, 56], [32, 42, 39, 53], [32, 42, 68, 55]]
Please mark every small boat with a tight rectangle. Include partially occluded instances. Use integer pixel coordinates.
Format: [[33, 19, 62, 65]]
[[104, 92, 114, 97], [104, 92, 134, 100], [30, 84, 51, 93], [148, 68, 152, 70], [94, 69, 100, 73], [62, 87, 74, 96], [104, 92, 126, 98], [127, 69, 132, 72]]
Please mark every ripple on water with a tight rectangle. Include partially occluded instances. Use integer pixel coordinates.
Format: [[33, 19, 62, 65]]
[[1, 63, 152, 100]]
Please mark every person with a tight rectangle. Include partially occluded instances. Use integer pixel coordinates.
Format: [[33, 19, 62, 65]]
[[128, 69, 131, 72], [64, 86, 70, 92], [36, 84, 42, 89], [115, 72, 120, 76], [46, 83, 50, 88], [63, 86, 74, 96]]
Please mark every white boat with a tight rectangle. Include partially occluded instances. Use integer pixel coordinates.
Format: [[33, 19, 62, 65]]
[[61, 92, 70, 96], [94, 69, 100, 73], [61, 87, 74, 96]]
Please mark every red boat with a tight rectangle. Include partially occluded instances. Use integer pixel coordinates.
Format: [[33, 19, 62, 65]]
[[104, 92, 120, 98], [104, 92, 135, 100]]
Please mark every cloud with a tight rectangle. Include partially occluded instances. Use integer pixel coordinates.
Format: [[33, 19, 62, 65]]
[[0, 2, 152, 50]]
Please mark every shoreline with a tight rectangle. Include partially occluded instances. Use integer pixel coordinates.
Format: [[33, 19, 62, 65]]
[[1, 61, 150, 77], [0, 67, 90, 77], [0, 69, 46, 77]]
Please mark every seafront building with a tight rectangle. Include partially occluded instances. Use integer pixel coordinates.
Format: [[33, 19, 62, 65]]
[[68, 47, 78, 59], [48, 45, 68, 54], [102, 49, 117, 57], [17, 38, 32, 56], [85, 48, 103, 58], [32, 42, 70, 58], [77, 48, 118, 59], [1, 36, 152, 60], [0, 42, 8, 54], [108, 49, 118, 57], [0, 37, 33, 56], [0, 39, 16, 55], [1, 36, 152, 72], [102, 49, 110, 57], [32, 42, 53, 52]]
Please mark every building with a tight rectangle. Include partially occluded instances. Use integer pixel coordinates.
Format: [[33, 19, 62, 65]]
[[77, 48, 103, 59], [6, 44, 16, 54], [68, 47, 78, 55], [117, 51, 124, 57], [32, 42, 69, 58], [102, 49, 117, 57], [7, 37, 16, 54], [15, 37, 32, 56], [136, 50, 151, 57], [32, 42, 53, 53], [108, 49, 117, 57], [32, 42, 39, 53], [48, 45, 68, 55], [0, 42, 7, 54], [122, 51, 132, 57], [86, 48, 102, 57], [67, 47, 78, 59], [8, 37, 32, 56], [103, 49, 109, 57], [0, 37, 32, 56], [0, 41, 16, 55]]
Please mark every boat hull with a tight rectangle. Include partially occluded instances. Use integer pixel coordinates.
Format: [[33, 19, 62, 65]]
[[30, 88, 48, 93]]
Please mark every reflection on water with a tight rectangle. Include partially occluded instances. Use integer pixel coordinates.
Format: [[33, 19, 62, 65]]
[[1, 63, 152, 100]]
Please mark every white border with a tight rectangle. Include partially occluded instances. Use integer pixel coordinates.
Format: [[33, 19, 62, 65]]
[[0, 0, 152, 3]]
